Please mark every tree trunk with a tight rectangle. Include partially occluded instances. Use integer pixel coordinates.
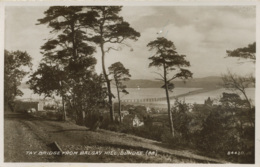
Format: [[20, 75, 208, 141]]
[[62, 96, 66, 121], [240, 89, 254, 127], [241, 90, 252, 110], [163, 63, 175, 137], [101, 43, 114, 122], [82, 110, 85, 125], [115, 80, 122, 123], [60, 81, 66, 121], [119, 100, 122, 123], [80, 99, 85, 125], [71, 23, 77, 59]]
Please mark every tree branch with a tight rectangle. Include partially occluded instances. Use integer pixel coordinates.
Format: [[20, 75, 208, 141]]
[[167, 75, 178, 82], [152, 71, 164, 79], [105, 47, 119, 53], [105, 36, 125, 44]]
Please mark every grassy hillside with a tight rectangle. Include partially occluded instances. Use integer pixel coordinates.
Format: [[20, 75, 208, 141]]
[[5, 112, 227, 163]]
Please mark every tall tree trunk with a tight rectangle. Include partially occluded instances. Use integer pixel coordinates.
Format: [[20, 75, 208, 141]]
[[82, 110, 85, 125], [99, 10, 114, 122], [101, 43, 114, 122], [163, 63, 175, 137], [81, 98, 85, 125], [115, 80, 122, 123], [60, 81, 66, 121], [62, 95, 66, 121], [71, 23, 77, 59]]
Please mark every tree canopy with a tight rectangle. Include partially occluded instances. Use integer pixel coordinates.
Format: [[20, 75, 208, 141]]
[[88, 6, 140, 121], [109, 62, 131, 122], [4, 50, 32, 111], [226, 42, 256, 61], [147, 37, 192, 86], [28, 6, 104, 123]]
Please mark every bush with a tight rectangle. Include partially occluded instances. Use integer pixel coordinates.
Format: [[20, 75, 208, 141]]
[[161, 129, 192, 149], [43, 104, 57, 110], [85, 112, 105, 130], [128, 125, 164, 141], [171, 100, 192, 141], [192, 105, 255, 163], [30, 109, 63, 121], [120, 104, 148, 118], [45, 111, 63, 120]]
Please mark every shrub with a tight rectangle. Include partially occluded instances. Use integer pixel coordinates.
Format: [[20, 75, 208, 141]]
[[171, 100, 192, 141], [161, 128, 191, 148], [85, 112, 104, 130], [43, 104, 57, 110]]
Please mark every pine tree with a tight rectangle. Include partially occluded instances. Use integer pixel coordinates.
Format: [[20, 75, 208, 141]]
[[147, 37, 192, 137]]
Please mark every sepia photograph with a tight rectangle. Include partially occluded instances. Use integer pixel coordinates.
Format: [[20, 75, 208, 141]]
[[2, 3, 257, 164]]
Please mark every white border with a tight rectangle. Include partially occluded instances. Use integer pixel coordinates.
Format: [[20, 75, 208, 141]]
[[0, 1, 259, 167], [0, 2, 5, 167], [0, 0, 258, 6], [255, 0, 259, 166]]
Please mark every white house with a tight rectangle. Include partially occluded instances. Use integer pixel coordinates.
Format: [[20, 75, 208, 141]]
[[133, 115, 144, 127]]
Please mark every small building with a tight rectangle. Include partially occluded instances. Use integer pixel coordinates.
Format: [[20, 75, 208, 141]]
[[146, 107, 151, 113], [14, 100, 44, 112], [38, 101, 44, 111], [121, 110, 129, 117], [133, 115, 144, 127], [204, 97, 214, 106]]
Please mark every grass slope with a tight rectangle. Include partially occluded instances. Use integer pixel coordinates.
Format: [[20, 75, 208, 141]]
[[4, 112, 227, 163]]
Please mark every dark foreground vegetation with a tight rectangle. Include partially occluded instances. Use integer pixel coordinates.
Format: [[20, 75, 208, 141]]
[[25, 92, 255, 163], [102, 96, 254, 163]]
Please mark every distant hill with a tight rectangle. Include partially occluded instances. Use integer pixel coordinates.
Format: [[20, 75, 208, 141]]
[[121, 76, 223, 89], [21, 76, 224, 89]]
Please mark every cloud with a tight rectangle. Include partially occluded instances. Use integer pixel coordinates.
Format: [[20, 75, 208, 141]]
[[121, 6, 157, 25], [5, 6, 256, 81], [121, 5, 255, 78], [94, 27, 158, 79], [5, 6, 49, 70]]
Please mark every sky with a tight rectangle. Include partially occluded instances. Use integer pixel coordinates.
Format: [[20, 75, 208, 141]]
[[5, 6, 256, 81]]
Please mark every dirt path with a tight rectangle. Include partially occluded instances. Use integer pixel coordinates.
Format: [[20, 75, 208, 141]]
[[4, 112, 226, 163], [4, 112, 55, 162]]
